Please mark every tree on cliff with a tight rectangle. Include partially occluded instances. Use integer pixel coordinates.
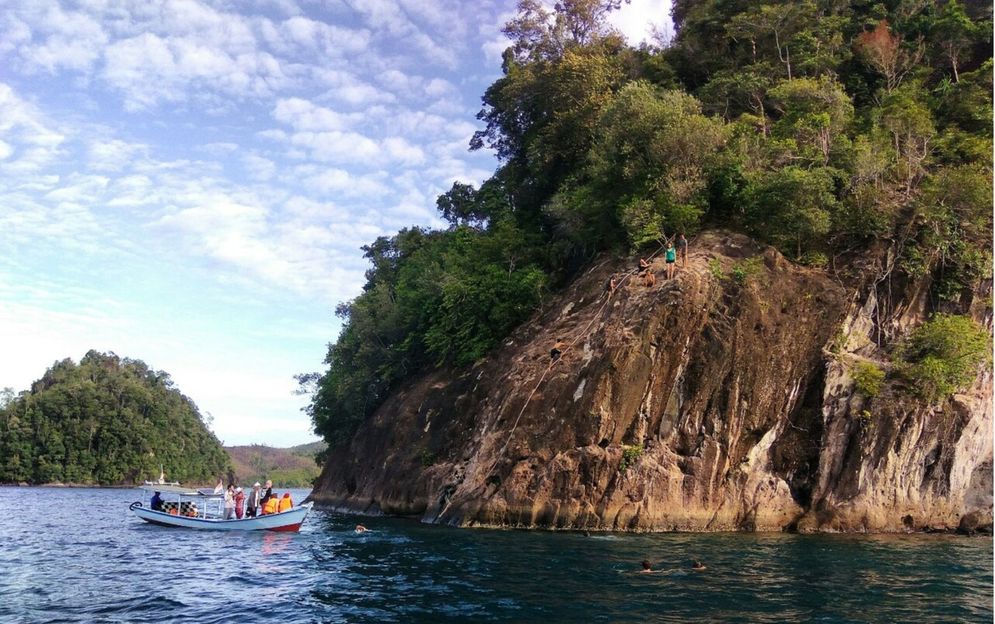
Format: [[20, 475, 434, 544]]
[[0, 351, 231, 485], [304, 0, 993, 450]]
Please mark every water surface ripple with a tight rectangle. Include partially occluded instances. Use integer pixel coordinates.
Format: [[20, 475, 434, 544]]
[[0, 488, 990, 622]]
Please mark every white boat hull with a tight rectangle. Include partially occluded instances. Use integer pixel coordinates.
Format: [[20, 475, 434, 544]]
[[130, 501, 313, 532]]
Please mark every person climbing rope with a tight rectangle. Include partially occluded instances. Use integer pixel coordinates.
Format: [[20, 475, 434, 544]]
[[550, 338, 565, 362], [644, 264, 657, 288], [606, 273, 619, 293]]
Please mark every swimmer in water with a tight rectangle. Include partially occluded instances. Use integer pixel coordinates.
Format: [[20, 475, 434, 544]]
[[639, 560, 654, 574], [691, 559, 706, 571], [355, 524, 369, 533]]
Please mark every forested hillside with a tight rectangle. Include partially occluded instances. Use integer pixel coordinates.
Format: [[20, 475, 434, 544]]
[[0, 351, 231, 485], [304, 0, 992, 449], [226, 442, 325, 487]]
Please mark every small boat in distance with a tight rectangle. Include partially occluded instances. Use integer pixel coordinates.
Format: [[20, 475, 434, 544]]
[[131, 481, 312, 532]]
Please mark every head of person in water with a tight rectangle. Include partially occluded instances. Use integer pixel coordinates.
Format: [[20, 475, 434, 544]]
[[641, 560, 652, 571]]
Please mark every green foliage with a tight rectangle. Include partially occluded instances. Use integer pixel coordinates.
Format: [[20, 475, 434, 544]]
[[708, 258, 725, 280], [730, 256, 764, 286], [309, 219, 549, 447], [745, 166, 839, 258], [852, 361, 886, 398], [768, 76, 853, 165], [0, 351, 231, 485], [893, 314, 991, 402], [587, 82, 725, 246], [619, 444, 643, 472], [419, 448, 437, 467], [799, 251, 829, 268]]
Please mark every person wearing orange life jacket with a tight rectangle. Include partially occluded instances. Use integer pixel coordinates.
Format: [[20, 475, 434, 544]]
[[277, 492, 293, 512], [261, 495, 278, 515]]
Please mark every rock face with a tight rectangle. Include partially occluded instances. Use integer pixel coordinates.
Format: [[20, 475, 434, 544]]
[[310, 232, 993, 532]]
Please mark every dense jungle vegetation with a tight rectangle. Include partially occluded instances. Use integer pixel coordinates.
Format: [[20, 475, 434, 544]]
[[305, 0, 993, 448], [0, 351, 231, 485]]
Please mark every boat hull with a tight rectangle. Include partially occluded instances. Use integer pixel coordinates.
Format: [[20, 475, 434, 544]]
[[130, 501, 313, 531]]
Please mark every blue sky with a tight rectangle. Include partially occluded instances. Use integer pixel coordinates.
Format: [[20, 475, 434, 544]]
[[0, 0, 671, 447]]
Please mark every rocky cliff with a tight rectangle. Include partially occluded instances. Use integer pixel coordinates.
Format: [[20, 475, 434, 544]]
[[310, 231, 993, 533]]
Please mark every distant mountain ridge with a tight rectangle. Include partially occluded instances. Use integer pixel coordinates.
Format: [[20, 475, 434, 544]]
[[226, 441, 325, 487]]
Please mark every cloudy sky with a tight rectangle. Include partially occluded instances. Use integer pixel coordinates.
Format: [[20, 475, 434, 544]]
[[0, 0, 672, 447]]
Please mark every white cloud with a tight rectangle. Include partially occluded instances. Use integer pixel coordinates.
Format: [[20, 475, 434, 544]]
[[88, 139, 148, 171], [273, 97, 358, 132], [610, 0, 673, 45], [17, 5, 108, 73]]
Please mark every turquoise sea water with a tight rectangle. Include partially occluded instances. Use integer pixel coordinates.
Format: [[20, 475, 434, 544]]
[[0, 487, 990, 623]]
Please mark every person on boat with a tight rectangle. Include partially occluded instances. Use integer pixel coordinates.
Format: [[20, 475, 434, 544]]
[[639, 560, 654, 574], [224, 484, 236, 520], [260, 480, 274, 508], [246, 482, 262, 518], [234, 487, 245, 519], [213, 477, 224, 495], [665, 240, 677, 280], [261, 493, 279, 515], [278, 492, 293, 513], [677, 233, 689, 268], [150, 491, 163, 511]]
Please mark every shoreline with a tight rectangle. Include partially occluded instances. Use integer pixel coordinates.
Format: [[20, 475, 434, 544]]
[[307, 500, 994, 537]]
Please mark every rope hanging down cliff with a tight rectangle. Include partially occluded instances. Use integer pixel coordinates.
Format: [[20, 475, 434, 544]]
[[435, 234, 679, 520], [493, 235, 676, 459]]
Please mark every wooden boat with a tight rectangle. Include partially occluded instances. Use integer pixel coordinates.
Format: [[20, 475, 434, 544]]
[[130, 482, 312, 532]]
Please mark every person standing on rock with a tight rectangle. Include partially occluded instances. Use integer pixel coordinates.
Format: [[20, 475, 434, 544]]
[[677, 233, 688, 268], [665, 240, 677, 280]]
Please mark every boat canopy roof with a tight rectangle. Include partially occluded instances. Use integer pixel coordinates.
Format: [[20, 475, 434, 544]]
[[139, 481, 222, 497]]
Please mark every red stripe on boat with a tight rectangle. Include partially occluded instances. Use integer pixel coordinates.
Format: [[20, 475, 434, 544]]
[[267, 522, 302, 532]]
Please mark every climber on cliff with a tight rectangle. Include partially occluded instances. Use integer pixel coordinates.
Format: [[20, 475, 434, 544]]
[[606, 273, 619, 294], [550, 338, 565, 362], [637, 257, 656, 288]]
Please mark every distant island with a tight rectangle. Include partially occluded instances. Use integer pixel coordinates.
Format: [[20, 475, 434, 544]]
[[226, 441, 325, 487], [0, 350, 231, 486]]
